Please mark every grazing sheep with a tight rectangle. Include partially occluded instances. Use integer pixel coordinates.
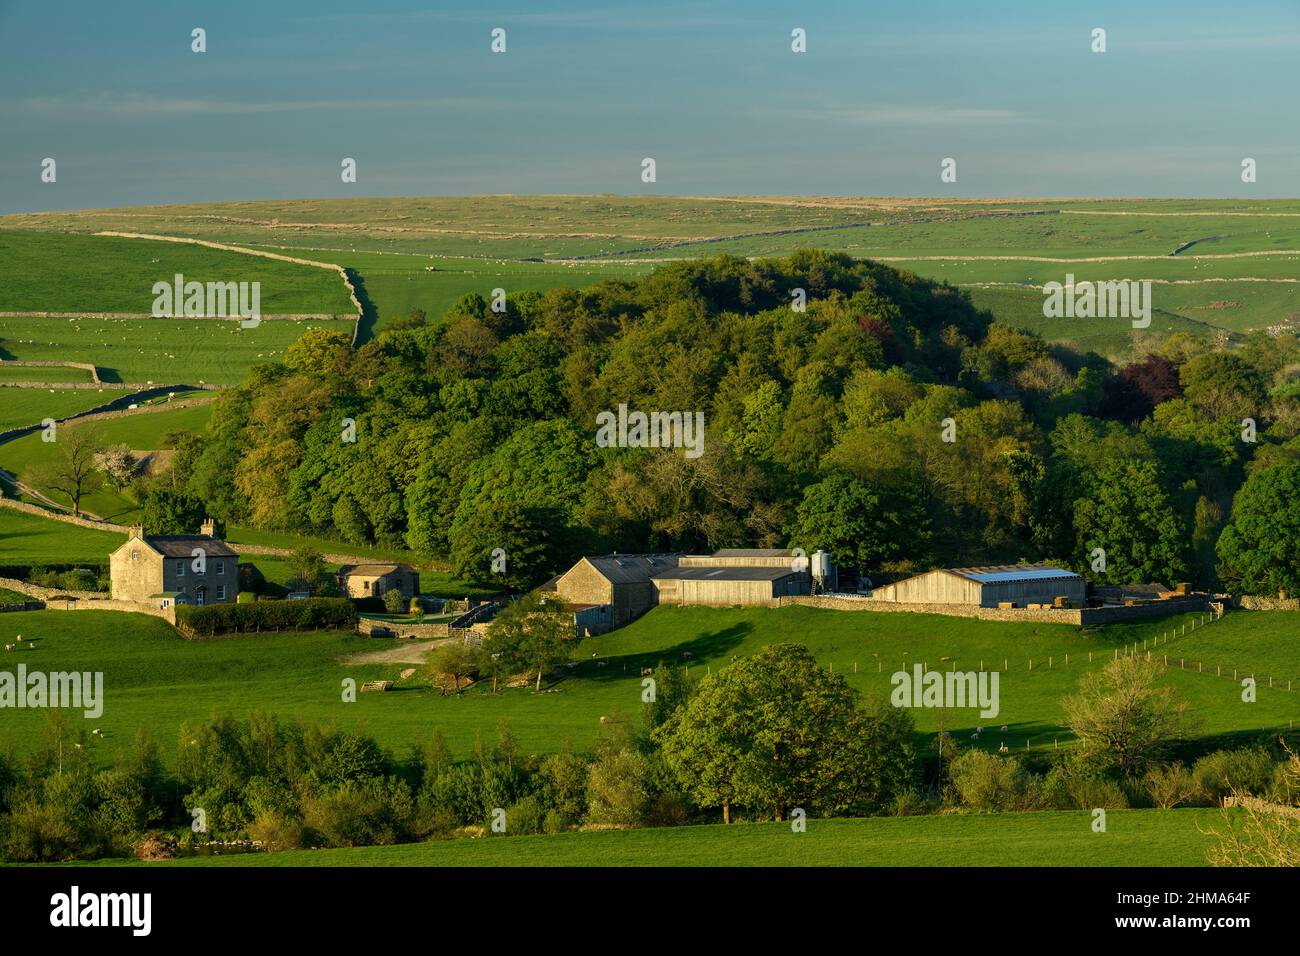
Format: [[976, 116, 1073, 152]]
[[3, 645, 10, 652], [682, 651, 694, 659], [640, 667, 653, 676], [998, 742, 1009, 754], [1000, 725, 1008, 732]]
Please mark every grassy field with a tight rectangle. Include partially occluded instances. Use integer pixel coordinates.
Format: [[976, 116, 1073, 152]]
[[0, 230, 356, 316], [0, 506, 123, 565], [0, 605, 1293, 767], [0, 366, 94, 383], [0, 315, 355, 385], [0, 402, 214, 521], [76, 809, 1229, 867], [0, 389, 132, 432]]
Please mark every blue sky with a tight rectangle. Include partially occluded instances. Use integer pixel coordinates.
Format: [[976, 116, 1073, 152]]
[[1, 0, 1298, 211]]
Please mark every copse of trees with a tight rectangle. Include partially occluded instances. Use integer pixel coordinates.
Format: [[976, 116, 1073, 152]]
[[1216, 462, 1300, 597], [656, 644, 916, 823], [149, 251, 1300, 591]]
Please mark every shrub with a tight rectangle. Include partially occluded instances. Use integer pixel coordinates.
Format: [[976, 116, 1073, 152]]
[[176, 597, 356, 637], [1193, 748, 1276, 804], [302, 777, 414, 848], [248, 811, 305, 851], [382, 589, 406, 613], [586, 749, 651, 827], [1044, 767, 1130, 810], [236, 592, 255, 604], [948, 750, 1032, 811], [538, 750, 590, 825], [1144, 762, 1199, 809], [504, 793, 546, 835]]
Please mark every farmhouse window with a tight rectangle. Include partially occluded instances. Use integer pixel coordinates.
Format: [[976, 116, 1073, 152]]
[[177, 561, 185, 577], [216, 561, 225, 575], [217, 585, 226, 600]]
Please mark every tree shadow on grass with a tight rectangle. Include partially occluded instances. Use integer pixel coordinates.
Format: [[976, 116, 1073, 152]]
[[569, 623, 753, 683]]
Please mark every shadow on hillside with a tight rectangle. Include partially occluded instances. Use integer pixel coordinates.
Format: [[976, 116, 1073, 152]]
[[571, 623, 753, 683], [347, 268, 378, 344]]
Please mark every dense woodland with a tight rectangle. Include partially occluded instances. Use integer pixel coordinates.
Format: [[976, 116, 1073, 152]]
[[156, 250, 1300, 593]]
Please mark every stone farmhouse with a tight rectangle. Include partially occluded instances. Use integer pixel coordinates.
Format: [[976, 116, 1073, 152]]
[[336, 563, 419, 602], [109, 519, 239, 609]]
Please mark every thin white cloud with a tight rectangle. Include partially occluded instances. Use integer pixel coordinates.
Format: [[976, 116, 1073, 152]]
[[14, 93, 499, 116], [761, 105, 1033, 128]]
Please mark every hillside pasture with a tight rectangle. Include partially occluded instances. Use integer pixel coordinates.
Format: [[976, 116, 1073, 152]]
[[0, 314, 356, 385], [0, 230, 356, 316], [0, 605, 1293, 769]]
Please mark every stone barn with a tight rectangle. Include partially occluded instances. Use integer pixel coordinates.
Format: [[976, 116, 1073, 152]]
[[551, 554, 681, 629], [336, 563, 419, 602], [870, 564, 1085, 608]]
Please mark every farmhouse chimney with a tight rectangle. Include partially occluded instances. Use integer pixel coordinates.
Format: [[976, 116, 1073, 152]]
[[200, 518, 217, 537], [128, 524, 145, 540]]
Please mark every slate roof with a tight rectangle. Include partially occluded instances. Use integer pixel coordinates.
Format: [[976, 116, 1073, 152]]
[[583, 554, 681, 584], [712, 548, 794, 558], [338, 563, 414, 577], [145, 534, 238, 558]]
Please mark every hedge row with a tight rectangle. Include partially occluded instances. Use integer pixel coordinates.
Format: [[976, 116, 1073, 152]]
[[176, 598, 357, 637]]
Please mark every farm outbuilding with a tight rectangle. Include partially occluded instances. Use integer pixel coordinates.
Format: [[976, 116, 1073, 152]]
[[551, 554, 682, 629], [870, 564, 1085, 608], [547, 548, 814, 631], [650, 565, 808, 607]]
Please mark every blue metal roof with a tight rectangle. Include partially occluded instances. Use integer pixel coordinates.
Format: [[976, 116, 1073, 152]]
[[956, 566, 1079, 584]]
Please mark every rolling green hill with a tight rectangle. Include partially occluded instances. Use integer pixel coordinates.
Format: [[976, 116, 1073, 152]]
[[5, 197, 1299, 355]]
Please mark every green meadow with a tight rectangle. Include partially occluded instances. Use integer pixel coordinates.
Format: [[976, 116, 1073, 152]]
[[0, 506, 124, 566], [80, 809, 1229, 868], [0, 366, 94, 384], [0, 315, 355, 385], [0, 389, 126, 433], [0, 230, 356, 316], [0, 605, 1293, 768]]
